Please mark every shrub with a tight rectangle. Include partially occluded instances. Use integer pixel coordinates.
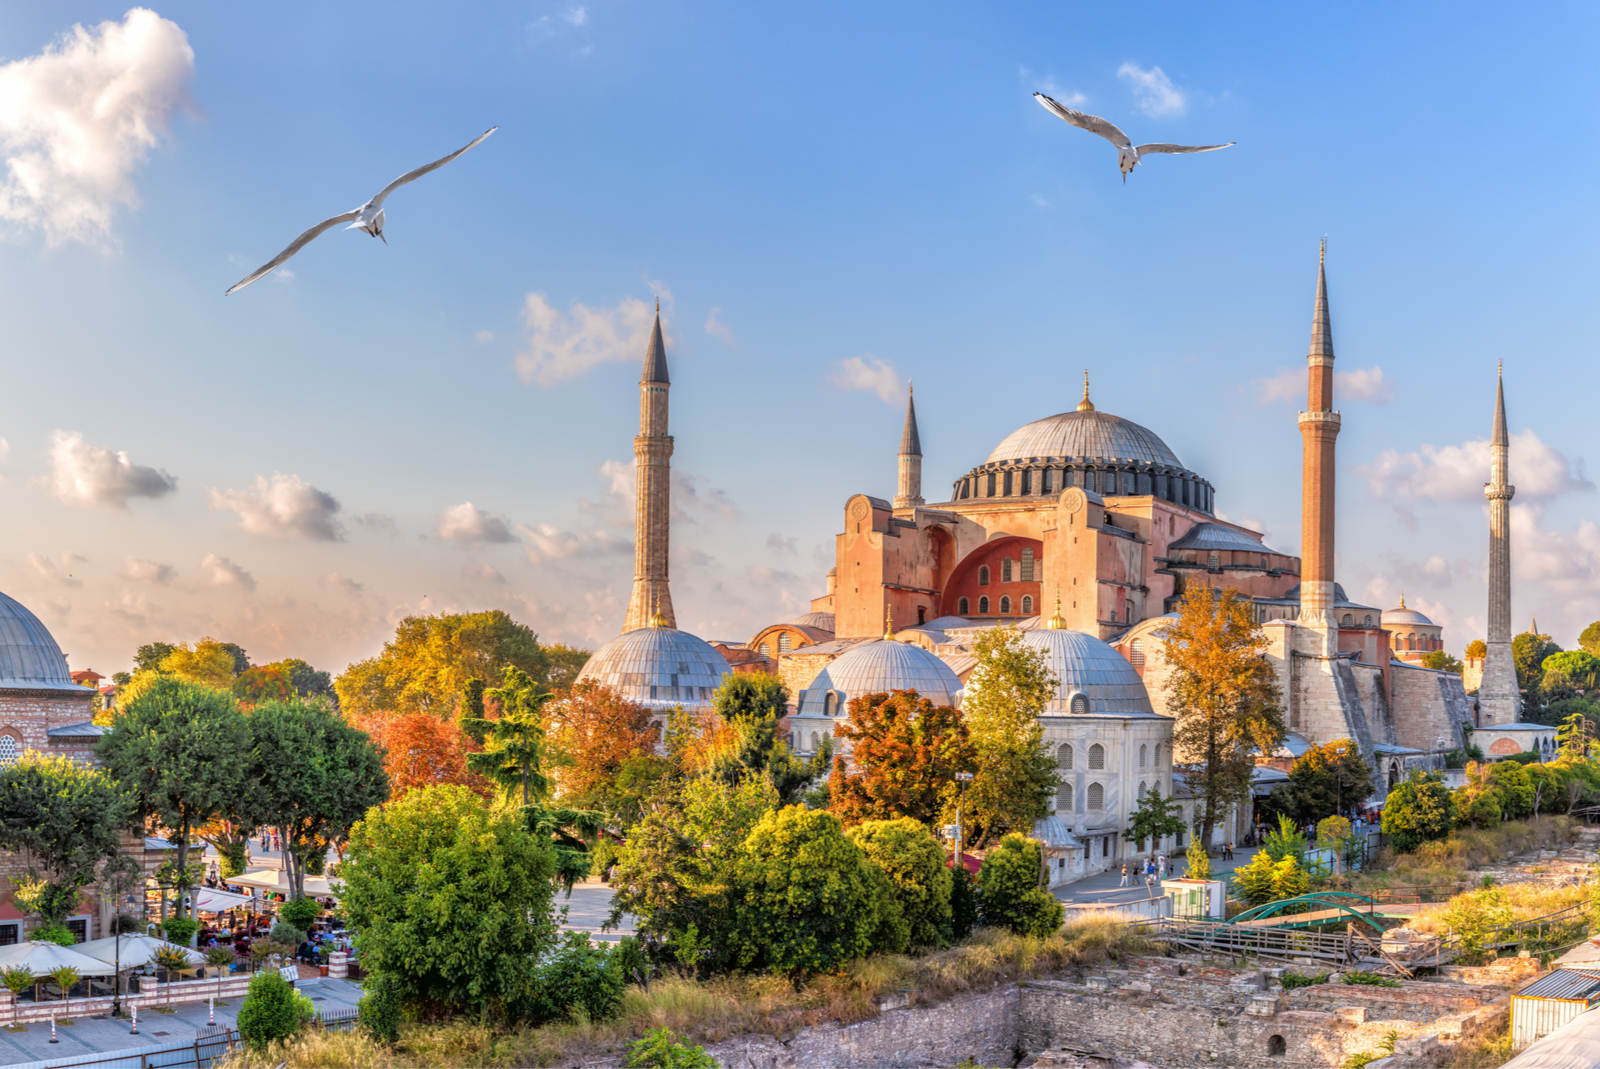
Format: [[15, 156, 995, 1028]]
[[977, 834, 1064, 937], [204, 946, 237, 970], [237, 970, 315, 1049], [1341, 970, 1401, 988], [527, 932, 629, 1024], [1441, 887, 1514, 963], [279, 897, 321, 930], [1382, 772, 1456, 852], [153, 946, 191, 973], [848, 818, 953, 950], [623, 1028, 718, 1068], [1, 967, 34, 1000], [161, 916, 199, 946], [949, 864, 979, 941], [270, 922, 308, 949], [1281, 971, 1327, 990], [1184, 833, 1210, 880], [31, 925, 76, 946], [1232, 851, 1311, 906], [358, 972, 402, 1044]]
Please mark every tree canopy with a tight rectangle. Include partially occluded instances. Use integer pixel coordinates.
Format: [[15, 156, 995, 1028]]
[[703, 674, 826, 805], [547, 681, 663, 825], [0, 754, 134, 925], [829, 690, 975, 827], [1381, 771, 1456, 852], [335, 610, 550, 717], [1283, 739, 1375, 821], [461, 666, 552, 806], [1126, 787, 1186, 852], [1464, 639, 1487, 660], [959, 626, 1058, 845], [1581, 622, 1600, 658]]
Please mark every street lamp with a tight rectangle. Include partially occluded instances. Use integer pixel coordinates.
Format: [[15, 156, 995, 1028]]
[[953, 772, 974, 870]]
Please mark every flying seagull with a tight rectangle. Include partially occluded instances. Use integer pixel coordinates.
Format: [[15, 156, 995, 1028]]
[[226, 127, 498, 295], [1032, 93, 1232, 183]]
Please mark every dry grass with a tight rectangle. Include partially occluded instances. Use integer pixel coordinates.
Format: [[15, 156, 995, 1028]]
[[1408, 879, 1592, 936], [1445, 1020, 1514, 1069], [1344, 819, 1581, 898]]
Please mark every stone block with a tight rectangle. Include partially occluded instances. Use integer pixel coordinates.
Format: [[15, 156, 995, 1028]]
[[1333, 1006, 1369, 1027]]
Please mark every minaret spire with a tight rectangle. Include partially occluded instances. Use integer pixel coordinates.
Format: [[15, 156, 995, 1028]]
[[893, 381, 924, 509], [625, 304, 676, 631], [1297, 240, 1342, 651], [1480, 363, 1519, 723]]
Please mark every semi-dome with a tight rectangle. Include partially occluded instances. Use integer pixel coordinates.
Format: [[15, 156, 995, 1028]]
[[790, 611, 836, 632], [1021, 627, 1156, 716], [987, 410, 1182, 469], [0, 591, 79, 692], [796, 639, 963, 716], [574, 625, 731, 711]]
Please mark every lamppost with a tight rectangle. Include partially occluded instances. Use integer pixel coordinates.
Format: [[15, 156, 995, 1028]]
[[953, 772, 974, 870]]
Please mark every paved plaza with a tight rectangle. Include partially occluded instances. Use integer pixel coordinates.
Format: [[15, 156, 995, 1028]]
[[1052, 847, 1261, 907]]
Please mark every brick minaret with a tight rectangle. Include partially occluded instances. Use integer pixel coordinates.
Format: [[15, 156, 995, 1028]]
[[894, 384, 924, 509], [1297, 241, 1341, 654], [1479, 365, 1519, 723], [623, 303, 675, 631]]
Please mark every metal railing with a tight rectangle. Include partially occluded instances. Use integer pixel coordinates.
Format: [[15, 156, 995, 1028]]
[[8, 1005, 362, 1069]]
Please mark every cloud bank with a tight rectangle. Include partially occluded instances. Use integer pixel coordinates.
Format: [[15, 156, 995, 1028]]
[[209, 473, 344, 541], [515, 291, 665, 385], [46, 430, 176, 508], [1358, 430, 1592, 504], [201, 552, 255, 591], [437, 502, 515, 544]]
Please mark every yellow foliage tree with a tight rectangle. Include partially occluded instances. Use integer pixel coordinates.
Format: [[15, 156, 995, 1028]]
[[334, 611, 550, 717], [160, 639, 239, 689]]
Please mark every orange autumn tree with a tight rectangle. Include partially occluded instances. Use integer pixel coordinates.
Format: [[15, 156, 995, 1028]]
[[830, 690, 976, 827], [547, 682, 666, 825], [357, 711, 490, 799]]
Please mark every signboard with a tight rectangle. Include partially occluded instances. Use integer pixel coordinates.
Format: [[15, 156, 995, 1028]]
[[279, 965, 298, 985]]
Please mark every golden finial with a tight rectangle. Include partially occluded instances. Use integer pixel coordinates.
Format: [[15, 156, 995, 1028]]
[[1320, 236, 1326, 264], [1046, 588, 1066, 630], [884, 605, 895, 641], [1076, 370, 1095, 412], [1498, 358, 1503, 377], [649, 591, 669, 628], [1398, 590, 1406, 609]]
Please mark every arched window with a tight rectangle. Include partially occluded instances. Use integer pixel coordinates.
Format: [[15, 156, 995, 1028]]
[[1088, 743, 1105, 770], [1021, 547, 1035, 581], [999, 596, 1011, 615], [1267, 1035, 1286, 1058], [1364, 614, 1373, 626], [917, 606, 926, 625], [1130, 638, 1145, 666], [809, 732, 820, 752], [758, 643, 771, 657], [1126, 599, 1135, 623], [1140, 744, 1148, 769], [824, 692, 838, 716], [1207, 552, 1219, 568], [778, 634, 792, 653], [1406, 635, 1415, 651], [1138, 780, 1147, 799], [979, 565, 990, 586], [1071, 694, 1089, 715], [1056, 743, 1073, 769], [986, 472, 996, 497], [1087, 782, 1104, 810], [0, 736, 15, 768], [1056, 782, 1072, 812], [1342, 614, 1354, 626], [958, 597, 970, 615], [1002, 557, 1013, 583], [1021, 595, 1033, 615], [1155, 743, 1164, 768], [979, 596, 990, 615], [1003, 471, 1013, 496]]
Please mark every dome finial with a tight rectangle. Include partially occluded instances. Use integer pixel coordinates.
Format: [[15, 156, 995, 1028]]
[[884, 605, 895, 641], [649, 591, 669, 629], [1398, 590, 1405, 609], [1046, 588, 1066, 630], [1077, 370, 1095, 412]]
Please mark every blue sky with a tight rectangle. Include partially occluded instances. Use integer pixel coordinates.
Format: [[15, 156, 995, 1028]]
[[0, 2, 1595, 677]]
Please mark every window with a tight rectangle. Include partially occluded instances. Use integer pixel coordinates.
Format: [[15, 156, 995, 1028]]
[[1021, 595, 1033, 615], [1140, 744, 1148, 769], [1057, 743, 1073, 769], [1364, 615, 1373, 626], [979, 565, 990, 586], [1003, 471, 1013, 496], [778, 634, 792, 653], [1342, 614, 1354, 626], [1088, 743, 1105, 769], [999, 596, 1011, 614], [986, 472, 996, 496], [1109, 608, 1116, 622], [1207, 552, 1219, 568], [1056, 782, 1073, 812], [979, 596, 990, 614], [1138, 780, 1147, 799], [0, 736, 16, 767], [1102, 835, 1110, 857], [917, 606, 926, 625], [1002, 557, 1013, 583], [824, 693, 838, 716], [0, 924, 15, 947], [758, 643, 771, 657], [1087, 782, 1104, 810], [1126, 599, 1135, 623], [67, 918, 88, 944], [1406, 635, 1415, 651], [1071, 694, 1089, 716], [1155, 744, 1164, 768], [960, 480, 970, 499], [1021, 470, 1032, 495], [1130, 638, 1145, 666], [1021, 547, 1035, 581], [1042, 470, 1052, 494], [958, 597, 970, 615]]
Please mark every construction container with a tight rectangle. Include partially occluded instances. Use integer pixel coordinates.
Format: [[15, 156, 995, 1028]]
[[1511, 970, 1600, 1051]]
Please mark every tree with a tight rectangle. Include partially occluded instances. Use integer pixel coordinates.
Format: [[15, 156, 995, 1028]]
[[847, 818, 953, 950], [160, 638, 244, 688], [232, 665, 296, 704], [237, 966, 315, 1048], [134, 642, 176, 673], [98, 678, 251, 924], [272, 659, 335, 700], [731, 807, 882, 978], [1381, 771, 1456, 852], [1581, 622, 1600, 658], [1284, 739, 1374, 821], [461, 666, 552, 806], [830, 690, 976, 827], [1184, 833, 1210, 881], [360, 710, 489, 799], [1515, 631, 1563, 721], [1557, 711, 1596, 760], [1484, 760, 1535, 819], [1543, 651, 1600, 693], [1157, 588, 1287, 849], [545, 645, 592, 690], [0, 754, 134, 926], [1420, 651, 1464, 674], [338, 785, 558, 1014], [548, 682, 664, 823], [1464, 639, 1487, 661], [960, 627, 1058, 845], [1231, 850, 1310, 905], [251, 699, 389, 898], [977, 833, 1064, 937], [1126, 787, 1186, 852], [704, 675, 826, 805], [335, 610, 550, 717]]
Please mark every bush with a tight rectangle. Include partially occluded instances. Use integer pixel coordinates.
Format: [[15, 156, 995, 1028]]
[[848, 818, 954, 950], [161, 916, 198, 946], [1281, 971, 1327, 990], [270, 922, 308, 949], [1441, 887, 1514, 964], [204, 945, 237, 970], [1232, 851, 1311, 906], [237, 970, 315, 1049], [1382, 772, 1456, 853], [623, 1028, 718, 1068], [977, 834, 1064, 937], [358, 973, 402, 1045], [949, 864, 979, 941], [1341, 970, 1401, 988], [279, 896, 321, 930], [32, 925, 76, 946], [527, 932, 628, 1024]]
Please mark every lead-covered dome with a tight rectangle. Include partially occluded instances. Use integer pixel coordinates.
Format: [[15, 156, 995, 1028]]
[[1022, 627, 1156, 716], [790, 611, 836, 632], [987, 410, 1183, 468], [796, 639, 963, 716], [0, 591, 79, 692], [574, 626, 731, 711]]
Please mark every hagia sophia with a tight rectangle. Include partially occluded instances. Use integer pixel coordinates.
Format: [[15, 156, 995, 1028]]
[[575, 245, 1521, 884]]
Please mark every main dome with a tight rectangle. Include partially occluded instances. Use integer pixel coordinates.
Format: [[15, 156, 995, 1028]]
[[574, 626, 731, 711], [0, 591, 79, 691], [987, 410, 1183, 468]]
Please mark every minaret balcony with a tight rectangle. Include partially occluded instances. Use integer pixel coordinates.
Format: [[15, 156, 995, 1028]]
[[1296, 410, 1342, 426]]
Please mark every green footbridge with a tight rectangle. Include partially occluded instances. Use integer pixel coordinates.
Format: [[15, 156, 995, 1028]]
[[1230, 892, 1393, 934]]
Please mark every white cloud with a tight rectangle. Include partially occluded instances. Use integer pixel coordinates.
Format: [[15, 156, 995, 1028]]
[[475, 329, 495, 344], [519, 522, 629, 564], [28, 552, 80, 587], [274, 268, 294, 283], [463, 563, 506, 584], [514, 291, 665, 386], [705, 307, 736, 348], [121, 556, 174, 584], [1255, 368, 1300, 405], [1357, 430, 1592, 504], [201, 552, 256, 591], [320, 571, 363, 595], [563, 6, 589, 26], [1118, 63, 1185, 118], [45, 429, 176, 508], [1334, 366, 1394, 405], [437, 501, 516, 544], [208, 473, 344, 541], [592, 459, 738, 521], [354, 512, 398, 536], [0, 8, 195, 244], [767, 533, 798, 555], [830, 354, 905, 405], [599, 459, 634, 499]]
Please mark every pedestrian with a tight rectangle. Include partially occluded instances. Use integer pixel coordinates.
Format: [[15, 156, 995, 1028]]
[[1120, 863, 1130, 887]]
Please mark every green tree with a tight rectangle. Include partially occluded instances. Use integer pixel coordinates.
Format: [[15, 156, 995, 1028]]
[[1231, 850, 1310, 905], [250, 699, 389, 898], [133, 642, 176, 673], [1157, 589, 1287, 849], [1580, 622, 1600, 658], [1485, 760, 1535, 819], [847, 818, 954, 950], [960, 626, 1058, 845], [1126, 788, 1186, 853], [976, 833, 1063, 937], [336, 610, 550, 717], [1544, 651, 1600, 693], [272, 658, 335, 700], [1515, 631, 1563, 721], [462, 666, 552, 806], [1285, 739, 1374, 821], [0, 754, 134, 926], [236, 970, 315, 1049], [545, 644, 593, 690], [160, 638, 243, 689], [1420, 651, 1464, 674], [731, 806, 882, 978], [98, 678, 251, 925], [1184, 833, 1211, 880], [1441, 887, 1513, 964], [1464, 639, 1487, 661], [1381, 771, 1456, 852], [1557, 711, 1596, 759], [830, 690, 975, 827], [337, 784, 558, 1015], [704, 674, 826, 805]]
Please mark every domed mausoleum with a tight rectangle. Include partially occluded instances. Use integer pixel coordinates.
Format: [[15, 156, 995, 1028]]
[[0, 590, 98, 766], [789, 635, 963, 755], [574, 621, 731, 714]]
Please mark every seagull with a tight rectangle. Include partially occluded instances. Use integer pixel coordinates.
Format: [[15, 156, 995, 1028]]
[[1033, 93, 1233, 183], [226, 127, 498, 295]]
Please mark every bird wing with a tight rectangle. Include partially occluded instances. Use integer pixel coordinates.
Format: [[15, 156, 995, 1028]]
[[1033, 93, 1132, 150], [225, 211, 361, 295], [1134, 142, 1236, 155], [370, 126, 498, 209]]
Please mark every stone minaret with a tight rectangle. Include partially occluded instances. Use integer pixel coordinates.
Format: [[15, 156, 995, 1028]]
[[894, 384, 924, 509], [624, 303, 676, 632], [1297, 241, 1341, 654], [1479, 365, 1519, 723]]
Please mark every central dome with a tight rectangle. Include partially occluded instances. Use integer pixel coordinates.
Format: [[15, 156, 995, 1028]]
[[988, 410, 1183, 468]]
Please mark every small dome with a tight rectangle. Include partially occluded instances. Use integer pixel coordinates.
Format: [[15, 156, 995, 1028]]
[[797, 639, 962, 715], [987, 410, 1182, 468], [1021, 628, 1155, 715], [575, 626, 731, 711], [0, 591, 79, 692], [1382, 605, 1436, 627], [790, 611, 836, 632], [921, 615, 970, 631]]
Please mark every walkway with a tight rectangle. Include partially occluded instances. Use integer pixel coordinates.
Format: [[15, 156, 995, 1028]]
[[1052, 847, 1262, 906], [560, 878, 636, 943]]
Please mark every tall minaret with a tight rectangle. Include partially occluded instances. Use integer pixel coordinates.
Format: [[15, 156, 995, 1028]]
[[1479, 365, 1519, 723], [624, 302, 676, 632], [1297, 240, 1341, 655], [894, 384, 924, 509]]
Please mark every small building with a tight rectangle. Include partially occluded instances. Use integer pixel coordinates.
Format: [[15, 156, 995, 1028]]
[[1512, 970, 1600, 1052], [1382, 596, 1445, 665], [1474, 723, 1556, 761]]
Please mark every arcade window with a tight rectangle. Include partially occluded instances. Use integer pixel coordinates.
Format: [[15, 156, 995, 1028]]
[[958, 597, 970, 615], [978, 565, 990, 586], [979, 596, 990, 615], [999, 596, 1011, 614]]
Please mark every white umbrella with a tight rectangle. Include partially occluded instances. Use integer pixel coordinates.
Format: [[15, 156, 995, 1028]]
[[228, 870, 336, 899], [196, 887, 253, 913], [74, 935, 202, 970], [0, 941, 114, 977]]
